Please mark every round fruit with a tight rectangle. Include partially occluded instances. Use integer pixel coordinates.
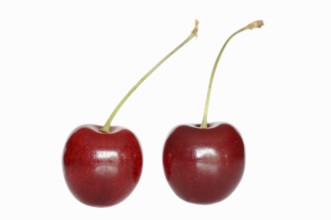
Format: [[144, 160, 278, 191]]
[[163, 123, 244, 204], [163, 20, 263, 204], [63, 125, 142, 207], [63, 21, 199, 207]]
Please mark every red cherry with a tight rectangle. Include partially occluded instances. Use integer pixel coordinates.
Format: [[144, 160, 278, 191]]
[[62, 21, 199, 207], [163, 123, 244, 204], [63, 125, 142, 207], [163, 20, 263, 204]]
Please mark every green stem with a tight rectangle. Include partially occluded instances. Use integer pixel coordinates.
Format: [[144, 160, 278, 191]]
[[101, 20, 199, 133], [200, 20, 264, 128]]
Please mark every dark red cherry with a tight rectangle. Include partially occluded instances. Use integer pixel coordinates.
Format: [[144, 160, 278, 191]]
[[162, 20, 263, 204], [62, 21, 199, 207], [63, 125, 142, 207], [163, 123, 244, 204]]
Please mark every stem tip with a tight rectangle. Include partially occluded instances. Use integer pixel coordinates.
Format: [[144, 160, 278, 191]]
[[247, 20, 264, 29], [192, 19, 199, 37]]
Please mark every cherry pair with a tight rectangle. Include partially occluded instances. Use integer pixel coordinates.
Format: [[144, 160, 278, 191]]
[[63, 20, 263, 207]]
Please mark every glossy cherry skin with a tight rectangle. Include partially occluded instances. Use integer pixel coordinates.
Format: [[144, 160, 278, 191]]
[[63, 125, 143, 207], [163, 123, 244, 204]]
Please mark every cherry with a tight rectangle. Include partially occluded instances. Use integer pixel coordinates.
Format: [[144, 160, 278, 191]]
[[163, 20, 264, 204], [63, 125, 142, 207], [63, 21, 199, 207]]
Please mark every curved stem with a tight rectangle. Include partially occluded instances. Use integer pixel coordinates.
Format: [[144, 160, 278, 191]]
[[101, 20, 199, 133], [200, 20, 263, 128]]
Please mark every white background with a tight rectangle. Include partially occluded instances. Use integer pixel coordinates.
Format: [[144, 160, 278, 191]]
[[1, 0, 330, 219]]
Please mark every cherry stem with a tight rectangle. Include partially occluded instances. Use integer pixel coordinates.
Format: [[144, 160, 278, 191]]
[[200, 20, 264, 128], [101, 20, 199, 133]]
